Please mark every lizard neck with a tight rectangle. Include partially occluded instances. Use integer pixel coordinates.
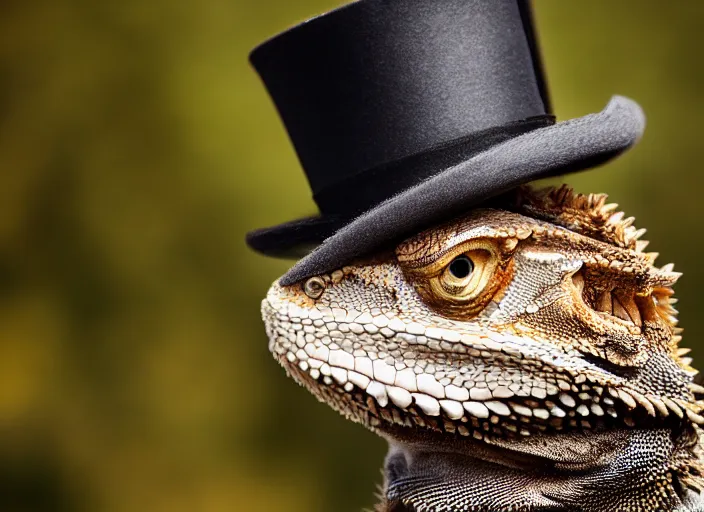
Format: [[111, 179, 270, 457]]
[[379, 426, 700, 512]]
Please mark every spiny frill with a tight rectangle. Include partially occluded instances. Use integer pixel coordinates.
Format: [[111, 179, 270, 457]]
[[507, 185, 692, 366]]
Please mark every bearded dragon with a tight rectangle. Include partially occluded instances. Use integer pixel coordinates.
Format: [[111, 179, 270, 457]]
[[261, 185, 704, 512]]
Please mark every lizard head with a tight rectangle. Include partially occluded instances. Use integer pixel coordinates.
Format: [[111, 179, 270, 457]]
[[261, 185, 704, 511]]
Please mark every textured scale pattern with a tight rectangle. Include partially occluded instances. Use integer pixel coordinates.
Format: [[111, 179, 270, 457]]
[[260, 185, 704, 511]]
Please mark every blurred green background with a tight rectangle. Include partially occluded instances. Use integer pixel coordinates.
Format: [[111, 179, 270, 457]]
[[1, 1, 703, 511]]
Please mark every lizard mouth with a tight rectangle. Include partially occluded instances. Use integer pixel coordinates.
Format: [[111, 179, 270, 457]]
[[264, 297, 702, 445], [278, 350, 695, 443]]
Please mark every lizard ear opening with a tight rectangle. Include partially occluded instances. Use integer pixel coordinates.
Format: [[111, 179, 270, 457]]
[[401, 238, 517, 319]]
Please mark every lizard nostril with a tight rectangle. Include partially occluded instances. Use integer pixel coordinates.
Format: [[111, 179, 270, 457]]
[[304, 276, 326, 299]]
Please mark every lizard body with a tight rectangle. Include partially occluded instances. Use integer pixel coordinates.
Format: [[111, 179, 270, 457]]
[[261, 185, 704, 511]]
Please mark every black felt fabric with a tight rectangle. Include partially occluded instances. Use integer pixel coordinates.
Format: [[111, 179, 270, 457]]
[[247, 216, 343, 259], [312, 115, 555, 216], [246, 0, 646, 283], [276, 96, 645, 285], [250, 0, 549, 209]]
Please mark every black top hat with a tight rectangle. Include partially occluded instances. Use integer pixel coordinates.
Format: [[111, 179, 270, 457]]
[[247, 0, 645, 285]]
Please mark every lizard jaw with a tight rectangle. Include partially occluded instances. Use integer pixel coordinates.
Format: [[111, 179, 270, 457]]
[[268, 346, 702, 511], [262, 284, 698, 443]]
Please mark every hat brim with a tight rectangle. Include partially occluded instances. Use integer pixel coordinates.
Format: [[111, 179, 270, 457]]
[[247, 96, 645, 285]]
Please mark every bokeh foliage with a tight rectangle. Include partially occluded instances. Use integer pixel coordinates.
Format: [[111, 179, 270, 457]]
[[0, 1, 703, 511]]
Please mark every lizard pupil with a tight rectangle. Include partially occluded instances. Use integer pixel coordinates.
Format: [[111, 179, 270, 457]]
[[448, 255, 473, 279]]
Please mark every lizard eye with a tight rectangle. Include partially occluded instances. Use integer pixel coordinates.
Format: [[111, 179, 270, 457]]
[[436, 248, 495, 300], [399, 238, 517, 319]]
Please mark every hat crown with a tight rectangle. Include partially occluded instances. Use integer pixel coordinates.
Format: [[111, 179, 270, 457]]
[[251, 0, 550, 215]]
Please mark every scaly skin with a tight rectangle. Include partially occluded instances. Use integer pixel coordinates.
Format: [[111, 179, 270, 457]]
[[261, 185, 704, 511]]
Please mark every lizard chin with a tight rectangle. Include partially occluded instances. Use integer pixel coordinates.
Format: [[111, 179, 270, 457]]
[[380, 426, 700, 512], [275, 350, 704, 510]]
